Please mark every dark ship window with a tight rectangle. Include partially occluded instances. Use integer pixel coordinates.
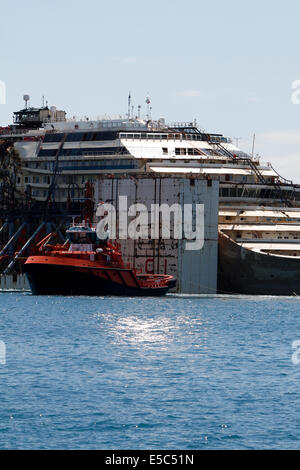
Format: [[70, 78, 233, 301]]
[[38, 149, 58, 157], [43, 133, 64, 143], [65, 131, 118, 142], [67, 230, 97, 244]]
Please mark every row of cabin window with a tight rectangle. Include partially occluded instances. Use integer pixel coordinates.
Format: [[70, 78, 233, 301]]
[[43, 131, 230, 144], [25, 159, 138, 174], [24, 176, 50, 184], [38, 146, 128, 157], [57, 159, 137, 170], [24, 175, 95, 185], [226, 216, 300, 222], [172, 148, 203, 155], [220, 187, 293, 198], [120, 133, 228, 142], [31, 189, 84, 198], [163, 147, 228, 157], [43, 131, 119, 143], [236, 233, 300, 239]]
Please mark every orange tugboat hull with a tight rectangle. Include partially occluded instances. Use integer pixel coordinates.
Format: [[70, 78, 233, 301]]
[[24, 256, 176, 296]]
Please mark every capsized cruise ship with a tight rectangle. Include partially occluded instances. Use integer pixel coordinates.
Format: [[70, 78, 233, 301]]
[[2, 95, 300, 295]]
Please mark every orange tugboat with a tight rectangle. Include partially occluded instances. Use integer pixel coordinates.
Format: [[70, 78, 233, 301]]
[[23, 221, 176, 296]]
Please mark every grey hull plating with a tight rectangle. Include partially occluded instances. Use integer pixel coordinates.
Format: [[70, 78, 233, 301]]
[[218, 232, 300, 295]]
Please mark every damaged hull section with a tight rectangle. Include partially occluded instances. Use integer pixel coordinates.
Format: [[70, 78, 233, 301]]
[[218, 231, 300, 295]]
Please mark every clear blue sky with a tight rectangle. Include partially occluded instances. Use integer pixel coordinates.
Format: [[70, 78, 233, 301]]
[[1, 0, 300, 180]]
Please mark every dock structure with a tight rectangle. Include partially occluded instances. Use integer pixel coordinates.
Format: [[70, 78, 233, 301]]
[[0, 274, 29, 291]]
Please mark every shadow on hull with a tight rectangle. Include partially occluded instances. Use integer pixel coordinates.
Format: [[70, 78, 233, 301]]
[[218, 231, 300, 296]]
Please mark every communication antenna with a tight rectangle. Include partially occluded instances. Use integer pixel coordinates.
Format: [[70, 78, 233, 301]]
[[146, 95, 151, 120], [128, 91, 131, 119], [137, 105, 141, 119], [42, 95, 45, 107], [23, 94, 30, 109], [251, 133, 256, 158]]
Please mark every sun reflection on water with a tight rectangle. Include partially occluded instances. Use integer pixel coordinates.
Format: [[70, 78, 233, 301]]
[[93, 300, 211, 355]]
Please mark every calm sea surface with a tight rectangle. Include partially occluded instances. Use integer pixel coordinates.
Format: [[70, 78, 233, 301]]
[[0, 292, 300, 449]]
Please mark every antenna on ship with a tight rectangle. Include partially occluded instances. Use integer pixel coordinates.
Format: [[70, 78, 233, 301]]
[[23, 94, 30, 109], [128, 91, 131, 119], [146, 95, 151, 120], [251, 133, 256, 158], [137, 105, 141, 119]]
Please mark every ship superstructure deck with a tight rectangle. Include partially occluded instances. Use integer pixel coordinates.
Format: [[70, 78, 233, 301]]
[[5, 116, 297, 205], [1, 98, 300, 294]]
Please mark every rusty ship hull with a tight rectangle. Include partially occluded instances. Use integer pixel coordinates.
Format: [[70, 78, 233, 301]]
[[218, 231, 300, 295]]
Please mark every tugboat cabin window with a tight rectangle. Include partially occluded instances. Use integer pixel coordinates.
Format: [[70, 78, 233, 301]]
[[67, 229, 97, 244]]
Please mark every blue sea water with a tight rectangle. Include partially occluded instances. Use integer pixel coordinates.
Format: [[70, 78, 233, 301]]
[[0, 292, 300, 450]]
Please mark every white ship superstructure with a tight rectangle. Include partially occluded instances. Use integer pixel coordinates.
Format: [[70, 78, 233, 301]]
[[6, 110, 300, 244], [219, 207, 300, 257], [5, 114, 296, 203], [2, 98, 300, 294]]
